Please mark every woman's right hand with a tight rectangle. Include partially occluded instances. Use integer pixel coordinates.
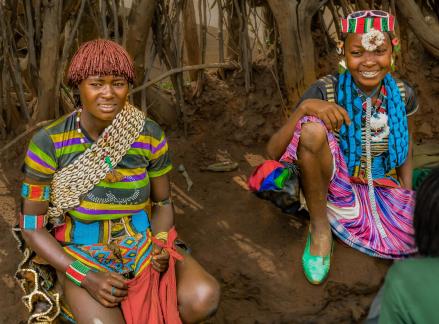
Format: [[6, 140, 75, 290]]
[[299, 99, 351, 131], [81, 271, 128, 307]]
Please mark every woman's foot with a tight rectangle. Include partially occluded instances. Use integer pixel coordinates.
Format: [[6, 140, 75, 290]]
[[310, 225, 332, 256], [302, 226, 333, 285]]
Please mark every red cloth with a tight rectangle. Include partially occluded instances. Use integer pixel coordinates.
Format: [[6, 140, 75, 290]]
[[121, 227, 184, 324], [349, 176, 400, 188]]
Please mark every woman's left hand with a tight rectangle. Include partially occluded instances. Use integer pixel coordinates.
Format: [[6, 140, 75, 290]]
[[151, 241, 170, 272]]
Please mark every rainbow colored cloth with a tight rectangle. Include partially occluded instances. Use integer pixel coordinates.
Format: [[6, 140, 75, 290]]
[[248, 160, 292, 192], [248, 159, 301, 214]]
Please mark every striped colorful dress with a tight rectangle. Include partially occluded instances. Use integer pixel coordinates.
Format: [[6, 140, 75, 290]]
[[281, 116, 416, 258], [24, 111, 172, 276], [287, 74, 418, 258]]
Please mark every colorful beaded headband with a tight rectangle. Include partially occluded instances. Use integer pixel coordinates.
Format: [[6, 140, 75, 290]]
[[340, 10, 398, 52], [341, 10, 395, 33]]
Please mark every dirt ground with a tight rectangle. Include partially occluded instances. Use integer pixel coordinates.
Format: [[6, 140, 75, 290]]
[[1, 52, 438, 323], [0, 125, 392, 324]]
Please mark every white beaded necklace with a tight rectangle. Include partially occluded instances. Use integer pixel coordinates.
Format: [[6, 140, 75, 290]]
[[76, 108, 86, 144], [366, 96, 387, 238]]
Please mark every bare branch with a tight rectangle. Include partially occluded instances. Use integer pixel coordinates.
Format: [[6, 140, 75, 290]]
[[130, 62, 239, 95], [0, 119, 54, 154], [217, 0, 225, 78], [35, 0, 42, 48], [100, 0, 109, 38], [55, 0, 86, 114], [328, 0, 341, 40], [397, 0, 439, 58], [183, 0, 201, 82], [110, 0, 119, 42], [0, 5, 30, 121], [24, 0, 38, 93]]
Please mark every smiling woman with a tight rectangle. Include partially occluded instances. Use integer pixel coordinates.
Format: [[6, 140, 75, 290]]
[[344, 32, 392, 94], [262, 10, 419, 285], [14, 39, 220, 324]]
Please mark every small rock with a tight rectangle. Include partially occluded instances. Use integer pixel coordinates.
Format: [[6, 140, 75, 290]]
[[417, 122, 433, 138], [430, 66, 439, 79]]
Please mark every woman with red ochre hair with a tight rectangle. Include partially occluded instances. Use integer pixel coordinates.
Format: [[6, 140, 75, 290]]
[[14, 39, 220, 323]]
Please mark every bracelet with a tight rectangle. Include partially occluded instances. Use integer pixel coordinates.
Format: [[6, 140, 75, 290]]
[[21, 183, 50, 201], [154, 231, 168, 241], [66, 260, 91, 287], [19, 212, 46, 231], [151, 198, 172, 207]]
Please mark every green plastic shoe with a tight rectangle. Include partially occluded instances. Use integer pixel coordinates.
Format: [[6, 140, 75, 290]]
[[302, 231, 333, 285]]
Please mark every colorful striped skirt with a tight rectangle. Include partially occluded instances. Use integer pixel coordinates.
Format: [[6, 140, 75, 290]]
[[281, 116, 416, 259]]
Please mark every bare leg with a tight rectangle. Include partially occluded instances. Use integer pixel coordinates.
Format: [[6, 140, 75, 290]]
[[296, 123, 333, 256], [58, 271, 125, 324], [176, 250, 220, 323]]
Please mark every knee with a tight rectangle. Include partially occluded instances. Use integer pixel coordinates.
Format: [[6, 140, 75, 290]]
[[179, 278, 220, 323], [299, 122, 328, 155]]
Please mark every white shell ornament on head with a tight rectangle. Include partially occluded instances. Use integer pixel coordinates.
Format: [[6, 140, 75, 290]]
[[361, 28, 385, 51]]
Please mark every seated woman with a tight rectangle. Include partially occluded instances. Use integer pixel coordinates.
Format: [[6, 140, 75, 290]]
[[14, 39, 220, 323], [266, 10, 418, 284], [379, 168, 439, 323]]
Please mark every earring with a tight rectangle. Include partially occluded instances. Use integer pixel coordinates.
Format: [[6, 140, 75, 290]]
[[336, 40, 344, 55], [391, 56, 395, 72], [391, 37, 401, 53], [338, 59, 347, 74]]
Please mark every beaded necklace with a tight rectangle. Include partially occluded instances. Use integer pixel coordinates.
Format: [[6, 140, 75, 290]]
[[364, 93, 387, 237], [75, 108, 124, 183], [355, 84, 387, 121], [355, 83, 390, 141]]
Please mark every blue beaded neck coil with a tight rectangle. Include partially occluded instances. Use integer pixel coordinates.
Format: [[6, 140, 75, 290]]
[[337, 71, 408, 175]]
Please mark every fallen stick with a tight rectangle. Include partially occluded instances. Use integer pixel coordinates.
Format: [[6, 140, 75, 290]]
[[0, 120, 53, 154], [178, 164, 193, 192]]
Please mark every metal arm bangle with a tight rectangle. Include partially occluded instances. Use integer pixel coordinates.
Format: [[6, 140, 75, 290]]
[[151, 197, 172, 207]]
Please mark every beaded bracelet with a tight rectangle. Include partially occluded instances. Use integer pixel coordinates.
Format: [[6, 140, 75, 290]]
[[151, 198, 172, 207], [155, 231, 169, 241], [66, 260, 91, 287], [21, 183, 50, 201], [19, 212, 46, 231]]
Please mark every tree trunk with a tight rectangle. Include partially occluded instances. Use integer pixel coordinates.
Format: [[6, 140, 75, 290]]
[[234, 0, 252, 92], [263, 5, 275, 57], [266, 0, 303, 102], [267, 0, 327, 102], [297, 0, 328, 87], [36, 0, 62, 122], [396, 0, 439, 59], [125, 0, 157, 85], [183, 0, 201, 82], [225, 0, 240, 61]]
